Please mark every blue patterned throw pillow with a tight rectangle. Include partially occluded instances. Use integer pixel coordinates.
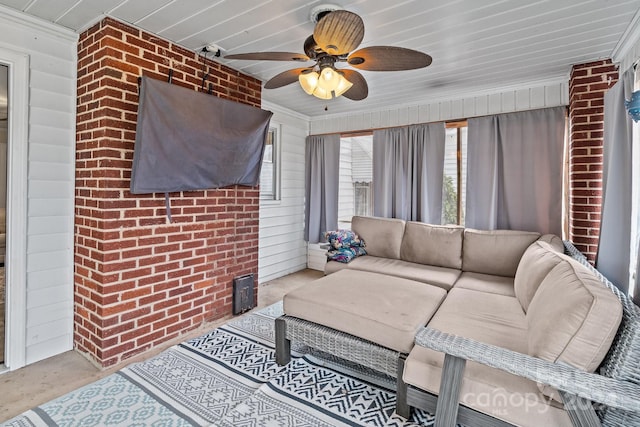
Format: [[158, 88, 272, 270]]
[[324, 230, 367, 263], [324, 229, 366, 250], [326, 246, 367, 263]]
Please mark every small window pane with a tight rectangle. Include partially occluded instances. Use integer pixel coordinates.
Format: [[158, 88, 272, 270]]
[[338, 135, 373, 228], [260, 127, 279, 200], [442, 125, 467, 225], [442, 128, 458, 224], [460, 126, 468, 226]]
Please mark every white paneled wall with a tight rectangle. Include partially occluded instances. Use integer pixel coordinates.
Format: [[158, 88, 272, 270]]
[[310, 80, 569, 134], [258, 103, 308, 283], [0, 6, 77, 368]]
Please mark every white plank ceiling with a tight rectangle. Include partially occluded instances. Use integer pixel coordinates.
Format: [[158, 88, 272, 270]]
[[1, 0, 639, 118]]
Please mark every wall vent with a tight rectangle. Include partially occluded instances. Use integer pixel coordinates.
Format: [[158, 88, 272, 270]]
[[233, 274, 255, 314]]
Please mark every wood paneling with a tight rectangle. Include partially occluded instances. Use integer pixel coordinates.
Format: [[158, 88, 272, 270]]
[[0, 0, 636, 118]]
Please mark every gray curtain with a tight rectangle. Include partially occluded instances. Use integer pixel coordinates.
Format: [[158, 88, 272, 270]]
[[466, 106, 565, 235], [373, 123, 445, 222], [304, 134, 340, 243], [596, 69, 634, 295], [373, 127, 408, 219]]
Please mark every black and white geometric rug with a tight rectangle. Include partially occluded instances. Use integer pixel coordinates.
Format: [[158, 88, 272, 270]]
[[2, 302, 435, 426]]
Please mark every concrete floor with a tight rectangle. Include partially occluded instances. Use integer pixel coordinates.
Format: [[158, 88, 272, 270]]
[[0, 268, 323, 422]]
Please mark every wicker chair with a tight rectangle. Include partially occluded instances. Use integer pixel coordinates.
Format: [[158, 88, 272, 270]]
[[410, 241, 640, 427]]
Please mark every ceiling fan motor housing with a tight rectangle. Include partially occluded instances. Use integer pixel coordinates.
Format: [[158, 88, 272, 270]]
[[303, 35, 321, 59], [310, 4, 344, 23], [317, 55, 336, 70]]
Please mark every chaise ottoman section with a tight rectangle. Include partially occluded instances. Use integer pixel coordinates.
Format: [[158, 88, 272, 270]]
[[282, 269, 447, 354]]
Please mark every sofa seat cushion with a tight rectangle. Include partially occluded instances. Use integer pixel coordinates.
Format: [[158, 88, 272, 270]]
[[283, 269, 446, 354], [404, 288, 571, 426], [400, 222, 464, 269], [453, 272, 515, 297], [462, 229, 541, 277], [346, 256, 461, 290], [324, 259, 351, 275]]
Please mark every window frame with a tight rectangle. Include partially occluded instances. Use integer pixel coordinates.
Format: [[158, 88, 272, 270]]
[[337, 133, 374, 228], [444, 120, 467, 225], [0, 49, 29, 370], [260, 124, 281, 202]]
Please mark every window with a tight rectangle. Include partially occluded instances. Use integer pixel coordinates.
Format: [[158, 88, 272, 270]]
[[260, 126, 280, 200], [354, 182, 372, 216], [442, 122, 467, 225], [339, 129, 467, 227], [338, 135, 373, 228]]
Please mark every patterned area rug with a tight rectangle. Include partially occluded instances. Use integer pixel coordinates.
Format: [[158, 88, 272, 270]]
[[2, 302, 435, 426]]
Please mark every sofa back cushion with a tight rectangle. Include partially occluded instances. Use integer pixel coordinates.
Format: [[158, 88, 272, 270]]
[[537, 233, 565, 253], [351, 216, 406, 259], [514, 241, 566, 312], [527, 258, 622, 399], [462, 229, 541, 277], [400, 222, 464, 269]]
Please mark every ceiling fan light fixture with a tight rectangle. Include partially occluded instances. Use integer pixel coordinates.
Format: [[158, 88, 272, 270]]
[[311, 85, 333, 100], [318, 67, 341, 91], [299, 66, 352, 99], [334, 72, 353, 97], [298, 70, 319, 95]]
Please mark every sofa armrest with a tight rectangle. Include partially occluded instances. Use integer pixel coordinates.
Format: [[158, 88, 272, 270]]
[[415, 327, 640, 412]]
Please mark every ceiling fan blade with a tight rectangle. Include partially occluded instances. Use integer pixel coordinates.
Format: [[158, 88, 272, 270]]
[[264, 68, 310, 89], [340, 69, 368, 101], [313, 10, 364, 56], [225, 52, 310, 62], [347, 46, 432, 71]]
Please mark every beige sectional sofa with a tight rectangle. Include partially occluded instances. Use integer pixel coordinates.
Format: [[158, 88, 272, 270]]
[[325, 216, 564, 293], [276, 216, 639, 427]]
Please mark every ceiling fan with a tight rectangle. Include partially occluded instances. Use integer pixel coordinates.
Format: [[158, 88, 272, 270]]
[[224, 5, 432, 101]]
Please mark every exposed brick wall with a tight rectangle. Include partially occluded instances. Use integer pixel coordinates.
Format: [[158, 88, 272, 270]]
[[568, 60, 618, 263], [75, 17, 263, 367]]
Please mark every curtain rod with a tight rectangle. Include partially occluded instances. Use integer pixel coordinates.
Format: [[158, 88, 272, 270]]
[[312, 118, 469, 137], [311, 106, 569, 137]]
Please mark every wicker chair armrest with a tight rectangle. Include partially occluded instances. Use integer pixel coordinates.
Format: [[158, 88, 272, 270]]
[[415, 327, 640, 412]]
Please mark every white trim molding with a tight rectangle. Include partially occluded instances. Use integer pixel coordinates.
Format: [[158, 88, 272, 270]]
[[0, 4, 77, 42], [612, 7, 640, 72], [0, 46, 29, 370], [262, 100, 310, 122]]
